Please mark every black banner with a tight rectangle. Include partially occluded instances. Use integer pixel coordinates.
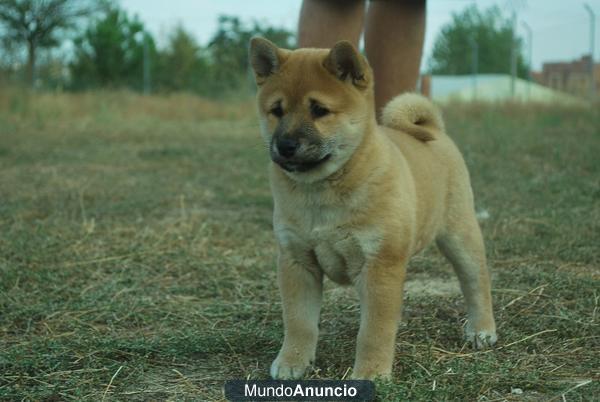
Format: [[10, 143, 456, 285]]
[[224, 380, 375, 401]]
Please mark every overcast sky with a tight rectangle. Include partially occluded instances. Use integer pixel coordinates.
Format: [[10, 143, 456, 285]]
[[120, 0, 600, 71]]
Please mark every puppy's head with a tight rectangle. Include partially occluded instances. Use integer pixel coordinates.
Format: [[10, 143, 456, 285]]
[[249, 37, 374, 183]]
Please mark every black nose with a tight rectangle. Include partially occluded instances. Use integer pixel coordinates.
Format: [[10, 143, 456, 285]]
[[276, 137, 299, 158]]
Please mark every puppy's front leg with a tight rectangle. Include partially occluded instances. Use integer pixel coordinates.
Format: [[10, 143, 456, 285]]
[[271, 249, 323, 379], [352, 259, 406, 380]]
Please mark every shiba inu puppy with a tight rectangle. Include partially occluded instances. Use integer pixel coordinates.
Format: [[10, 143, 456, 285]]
[[249, 37, 497, 380]]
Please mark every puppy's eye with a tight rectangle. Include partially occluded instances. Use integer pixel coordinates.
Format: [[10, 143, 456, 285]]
[[270, 105, 284, 118], [311, 103, 330, 119]]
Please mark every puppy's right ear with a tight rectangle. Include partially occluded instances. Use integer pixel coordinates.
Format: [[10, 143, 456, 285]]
[[249, 37, 283, 85]]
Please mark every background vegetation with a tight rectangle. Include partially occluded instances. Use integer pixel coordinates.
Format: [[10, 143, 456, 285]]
[[428, 5, 529, 78], [0, 1, 294, 96], [0, 1, 526, 96]]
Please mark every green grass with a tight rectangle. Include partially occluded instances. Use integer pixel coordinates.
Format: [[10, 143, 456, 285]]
[[0, 91, 599, 401]]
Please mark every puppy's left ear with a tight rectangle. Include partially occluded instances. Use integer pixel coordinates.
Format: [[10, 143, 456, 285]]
[[323, 41, 369, 89], [249, 37, 286, 85]]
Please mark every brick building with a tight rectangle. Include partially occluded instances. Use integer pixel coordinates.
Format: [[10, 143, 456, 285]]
[[534, 55, 600, 99]]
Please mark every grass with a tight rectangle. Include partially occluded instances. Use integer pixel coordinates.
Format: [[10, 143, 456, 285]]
[[0, 89, 598, 401]]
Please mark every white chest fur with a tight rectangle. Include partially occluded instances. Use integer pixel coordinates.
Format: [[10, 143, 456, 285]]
[[274, 187, 382, 284]]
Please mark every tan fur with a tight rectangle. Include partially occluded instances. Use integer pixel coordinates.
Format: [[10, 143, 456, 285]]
[[381, 92, 445, 142], [249, 37, 497, 380]]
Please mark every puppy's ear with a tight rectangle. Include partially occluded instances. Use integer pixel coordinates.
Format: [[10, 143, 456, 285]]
[[323, 41, 368, 89], [249, 37, 284, 84]]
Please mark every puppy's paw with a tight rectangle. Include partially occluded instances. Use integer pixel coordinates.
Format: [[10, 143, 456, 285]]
[[351, 362, 392, 381], [270, 353, 312, 379], [466, 328, 497, 349], [350, 369, 391, 381]]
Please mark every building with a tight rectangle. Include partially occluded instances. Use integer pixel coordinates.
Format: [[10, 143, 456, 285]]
[[534, 55, 600, 99], [419, 74, 583, 105]]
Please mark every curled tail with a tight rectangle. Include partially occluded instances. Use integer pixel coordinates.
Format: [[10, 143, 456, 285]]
[[381, 93, 445, 142]]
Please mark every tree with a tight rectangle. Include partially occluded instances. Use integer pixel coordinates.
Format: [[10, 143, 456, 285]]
[[156, 25, 208, 92], [428, 6, 528, 78], [0, 0, 93, 86], [68, 12, 294, 95], [153, 18, 294, 96], [206, 15, 294, 94], [0, 30, 20, 82], [70, 6, 156, 90]]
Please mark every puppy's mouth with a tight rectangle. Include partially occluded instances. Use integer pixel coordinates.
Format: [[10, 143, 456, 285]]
[[273, 154, 331, 173]]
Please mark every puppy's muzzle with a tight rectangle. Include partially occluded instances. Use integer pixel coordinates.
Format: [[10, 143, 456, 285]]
[[276, 137, 300, 158], [271, 136, 331, 173]]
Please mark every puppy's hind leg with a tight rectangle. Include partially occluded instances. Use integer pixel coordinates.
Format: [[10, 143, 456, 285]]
[[436, 214, 497, 349]]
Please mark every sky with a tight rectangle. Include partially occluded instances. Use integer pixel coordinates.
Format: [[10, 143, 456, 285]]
[[120, 0, 600, 72]]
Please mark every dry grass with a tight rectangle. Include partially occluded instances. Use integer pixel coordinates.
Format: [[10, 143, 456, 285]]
[[0, 89, 598, 401], [0, 87, 256, 122]]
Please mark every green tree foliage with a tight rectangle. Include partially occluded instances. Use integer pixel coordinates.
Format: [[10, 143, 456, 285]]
[[70, 6, 156, 90], [0, 0, 94, 86], [205, 15, 295, 94], [155, 25, 208, 92], [68, 9, 294, 96], [0, 32, 21, 81], [428, 6, 528, 78]]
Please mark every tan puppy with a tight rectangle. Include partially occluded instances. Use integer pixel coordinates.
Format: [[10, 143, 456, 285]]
[[249, 37, 497, 380]]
